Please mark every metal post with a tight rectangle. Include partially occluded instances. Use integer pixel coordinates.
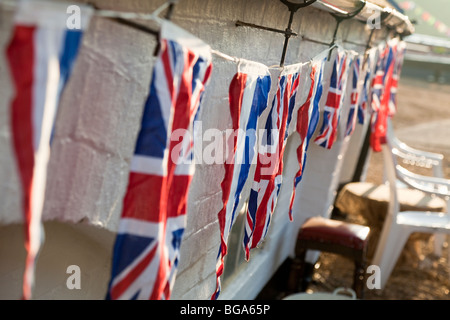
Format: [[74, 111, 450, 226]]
[[280, 9, 296, 67]]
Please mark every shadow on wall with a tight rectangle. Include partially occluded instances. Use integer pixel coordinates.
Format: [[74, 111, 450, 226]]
[[0, 221, 115, 299]]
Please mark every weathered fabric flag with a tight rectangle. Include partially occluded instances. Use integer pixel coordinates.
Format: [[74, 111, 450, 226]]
[[345, 55, 362, 137], [356, 48, 378, 125], [370, 42, 395, 152], [6, 0, 92, 300], [388, 40, 406, 116], [357, 71, 369, 125], [212, 60, 271, 300], [288, 57, 326, 219], [106, 21, 212, 300], [370, 39, 406, 152], [243, 63, 303, 260], [314, 48, 350, 149]]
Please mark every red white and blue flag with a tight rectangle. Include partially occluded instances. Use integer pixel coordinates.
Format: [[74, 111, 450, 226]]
[[288, 57, 326, 218], [356, 48, 378, 125], [388, 40, 406, 117], [370, 42, 395, 152], [6, 0, 92, 300], [345, 55, 362, 137], [370, 39, 406, 152], [212, 60, 271, 300], [106, 21, 212, 300], [314, 48, 350, 149], [243, 63, 303, 260]]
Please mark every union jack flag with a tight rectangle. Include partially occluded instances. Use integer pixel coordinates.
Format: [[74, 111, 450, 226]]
[[382, 41, 397, 118], [106, 22, 212, 300], [288, 58, 325, 219], [388, 40, 406, 116], [212, 60, 271, 300], [314, 49, 350, 149], [6, 1, 92, 299], [345, 56, 362, 137], [356, 51, 374, 125], [370, 42, 395, 152], [243, 64, 302, 261]]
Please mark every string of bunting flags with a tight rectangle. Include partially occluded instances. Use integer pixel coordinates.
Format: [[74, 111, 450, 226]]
[[212, 59, 272, 300], [3, 0, 406, 300], [399, 1, 450, 38]]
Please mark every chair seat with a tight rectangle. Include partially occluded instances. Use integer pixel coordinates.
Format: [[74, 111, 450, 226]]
[[336, 182, 447, 215], [397, 211, 450, 229], [336, 181, 447, 259], [298, 216, 370, 251]]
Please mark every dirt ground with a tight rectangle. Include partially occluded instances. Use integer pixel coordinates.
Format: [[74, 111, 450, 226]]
[[306, 78, 450, 300]]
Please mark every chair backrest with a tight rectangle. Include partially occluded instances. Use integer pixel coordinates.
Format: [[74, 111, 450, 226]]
[[384, 123, 450, 210], [387, 118, 444, 178]]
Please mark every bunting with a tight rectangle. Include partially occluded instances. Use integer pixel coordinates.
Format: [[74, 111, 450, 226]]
[[400, 1, 450, 38], [211, 60, 271, 300], [106, 21, 212, 300], [288, 57, 326, 219], [6, 0, 92, 300], [388, 40, 406, 116], [345, 55, 362, 137], [370, 40, 400, 152], [243, 63, 304, 261], [358, 47, 380, 126], [314, 49, 351, 149]]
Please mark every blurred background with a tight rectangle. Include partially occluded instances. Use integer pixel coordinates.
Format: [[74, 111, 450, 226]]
[[397, 0, 450, 84]]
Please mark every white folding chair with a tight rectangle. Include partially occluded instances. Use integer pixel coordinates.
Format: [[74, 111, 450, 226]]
[[386, 119, 447, 255], [372, 137, 450, 289], [388, 119, 444, 180]]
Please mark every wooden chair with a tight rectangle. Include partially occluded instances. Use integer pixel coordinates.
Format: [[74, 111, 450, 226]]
[[287, 216, 370, 299]]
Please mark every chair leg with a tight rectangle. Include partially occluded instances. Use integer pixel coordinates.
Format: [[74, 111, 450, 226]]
[[433, 233, 445, 256], [286, 247, 307, 294], [353, 259, 366, 299], [372, 223, 410, 290]]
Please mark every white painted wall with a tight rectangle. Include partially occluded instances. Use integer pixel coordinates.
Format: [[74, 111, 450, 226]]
[[0, 0, 388, 300]]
